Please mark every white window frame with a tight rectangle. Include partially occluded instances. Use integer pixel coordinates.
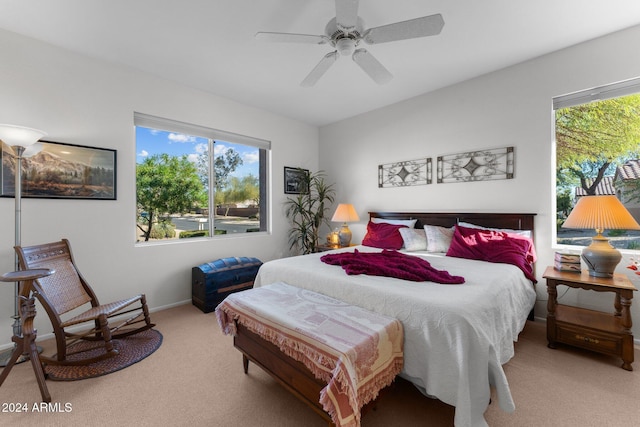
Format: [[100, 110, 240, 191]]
[[134, 112, 270, 242], [553, 76, 640, 248]]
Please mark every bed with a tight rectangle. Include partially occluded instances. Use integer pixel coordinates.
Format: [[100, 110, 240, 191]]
[[254, 212, 537, 427]]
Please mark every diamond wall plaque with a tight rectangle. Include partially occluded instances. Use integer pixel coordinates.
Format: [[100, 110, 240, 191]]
[[378, 158, 432, 188], [437, 147, 514, 183]]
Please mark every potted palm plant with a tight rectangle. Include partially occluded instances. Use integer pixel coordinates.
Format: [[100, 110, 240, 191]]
[[284, 169, 335, 254]]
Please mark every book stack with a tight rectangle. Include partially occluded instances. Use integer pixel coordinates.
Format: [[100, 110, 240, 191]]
[[554, 252, 581, 272]]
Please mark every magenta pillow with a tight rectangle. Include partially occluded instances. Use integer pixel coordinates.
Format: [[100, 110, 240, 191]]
[[446, 225, 537, 283], [362, 221, 408, 250]]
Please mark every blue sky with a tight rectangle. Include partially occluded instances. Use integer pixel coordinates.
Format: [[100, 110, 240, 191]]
[[135, 126, 259, 178]]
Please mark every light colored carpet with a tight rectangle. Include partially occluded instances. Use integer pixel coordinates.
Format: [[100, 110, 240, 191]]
[[0, 303, 637, 426]]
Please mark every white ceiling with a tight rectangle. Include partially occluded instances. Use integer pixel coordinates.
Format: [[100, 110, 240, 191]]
[[1, 0, 640, 126]]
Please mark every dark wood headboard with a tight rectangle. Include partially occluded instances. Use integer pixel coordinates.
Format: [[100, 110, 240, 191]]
[[369, 211, 536, 235], [370, 211, 538, 320]]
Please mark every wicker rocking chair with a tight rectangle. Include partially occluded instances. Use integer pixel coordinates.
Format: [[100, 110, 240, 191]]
[[15, 239, 155, 366]]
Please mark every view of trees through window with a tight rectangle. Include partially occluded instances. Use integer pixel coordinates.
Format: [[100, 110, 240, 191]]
[[135, 124, 266, 243], [555, 91, 640, 249]]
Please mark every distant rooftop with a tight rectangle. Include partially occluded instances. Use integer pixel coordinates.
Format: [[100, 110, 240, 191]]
[[575, 175, 615, 196], [615, 159, 640, 181], [575, 159, 640, 197]]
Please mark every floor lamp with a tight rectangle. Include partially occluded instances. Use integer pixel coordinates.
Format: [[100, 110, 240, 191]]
[[0, 124, 47, 367]]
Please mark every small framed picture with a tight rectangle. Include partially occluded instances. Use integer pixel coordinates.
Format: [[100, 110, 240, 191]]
[[284, 167, 309, 194]]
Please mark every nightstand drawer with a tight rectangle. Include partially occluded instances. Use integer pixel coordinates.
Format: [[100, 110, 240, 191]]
[[556, 323, 622, 356]]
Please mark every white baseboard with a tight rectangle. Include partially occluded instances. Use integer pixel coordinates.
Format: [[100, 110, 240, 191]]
[[149, 299, 192, 313]]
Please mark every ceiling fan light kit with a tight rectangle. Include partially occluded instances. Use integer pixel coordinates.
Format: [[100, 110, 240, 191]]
[[256, 0, 444, 86], [336, 38, 356, 56]]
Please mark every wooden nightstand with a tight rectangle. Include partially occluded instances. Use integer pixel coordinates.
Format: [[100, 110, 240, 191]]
[[543, 266, 636, 370], [314, 243, 357, 253]]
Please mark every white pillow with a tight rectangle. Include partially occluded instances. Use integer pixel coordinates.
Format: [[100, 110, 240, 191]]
[[424, 225, 454, 252], [371, 218, 418, 228], [457, 221, 532, 238], [399, 228, 427, 251]]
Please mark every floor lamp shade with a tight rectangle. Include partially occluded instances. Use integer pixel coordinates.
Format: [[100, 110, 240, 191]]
[[0, 124, 47, 148], [562, 195, 640, 277], [331, 204, 359, 247]]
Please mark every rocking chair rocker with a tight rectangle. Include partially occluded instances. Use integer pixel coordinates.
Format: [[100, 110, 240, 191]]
[[15, 239, 155, 366]]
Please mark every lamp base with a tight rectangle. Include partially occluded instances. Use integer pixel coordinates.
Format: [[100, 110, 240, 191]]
[[338, 224, 352, 247], [581, 235, 621, 278]]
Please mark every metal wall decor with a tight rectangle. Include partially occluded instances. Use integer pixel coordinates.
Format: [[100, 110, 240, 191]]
[[437, 147, 514, 184], [378, 158, 432, 188]]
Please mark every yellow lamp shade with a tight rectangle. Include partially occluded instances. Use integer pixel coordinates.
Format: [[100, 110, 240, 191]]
[[562, 195, 640, 231], [331, 204, 360, 223]]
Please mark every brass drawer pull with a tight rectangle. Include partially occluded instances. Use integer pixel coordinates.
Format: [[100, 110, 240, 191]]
[[575, 334, 599, 344]]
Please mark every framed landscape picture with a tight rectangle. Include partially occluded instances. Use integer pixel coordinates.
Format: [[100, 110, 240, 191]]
[[0, 140, 117, 200]]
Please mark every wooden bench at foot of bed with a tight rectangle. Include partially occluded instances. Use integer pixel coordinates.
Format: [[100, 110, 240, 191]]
[[235, 322, 337, 425], [216, 282, 404, 427]]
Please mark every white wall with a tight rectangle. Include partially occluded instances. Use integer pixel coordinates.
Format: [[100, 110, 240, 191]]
[[0, 29, 319, 347], [319, 25, 640, 338]]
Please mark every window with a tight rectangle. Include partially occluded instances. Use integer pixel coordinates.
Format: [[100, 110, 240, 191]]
[[134, 113, 269, 243], [554, 78, 640, 249]]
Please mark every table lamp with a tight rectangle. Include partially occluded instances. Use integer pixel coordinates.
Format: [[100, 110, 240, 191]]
[[562, 195, 640, 277], [331, 203, 359, 247]]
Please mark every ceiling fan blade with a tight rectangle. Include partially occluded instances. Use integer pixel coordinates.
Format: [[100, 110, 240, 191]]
[[255, 32, 329, 45], [335, 0, 359, 31], [301, 51, 339, 87], [352, 48, 392, 84], [363, 13, 444, 44]]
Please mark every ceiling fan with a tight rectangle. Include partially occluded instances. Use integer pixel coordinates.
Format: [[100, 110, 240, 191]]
[[255, 0, 444, 87]]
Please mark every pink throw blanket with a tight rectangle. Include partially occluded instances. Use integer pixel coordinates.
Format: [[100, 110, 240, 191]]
[[321, 249, 465, 284]]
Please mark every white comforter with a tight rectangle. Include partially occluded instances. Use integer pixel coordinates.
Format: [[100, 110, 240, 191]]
[[254, 246, 536, 427]]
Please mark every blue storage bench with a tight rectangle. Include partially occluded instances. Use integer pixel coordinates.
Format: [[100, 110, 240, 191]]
[[192, 257, 262, 313]]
